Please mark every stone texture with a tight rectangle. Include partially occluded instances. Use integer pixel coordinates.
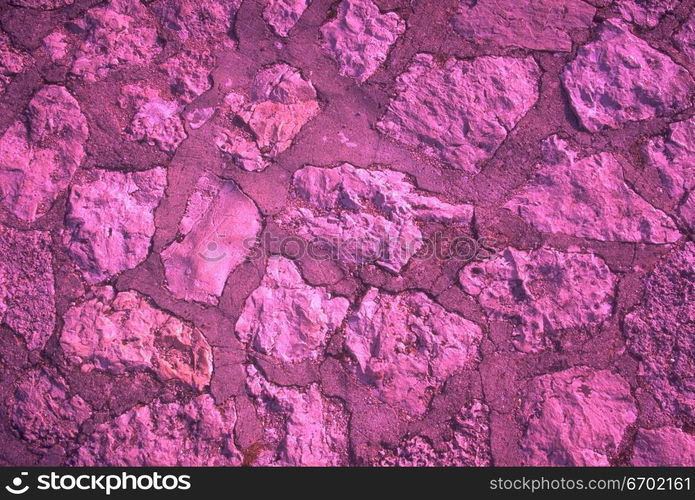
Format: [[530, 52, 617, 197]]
[[0, 226, 55, 351], [452, 0, 595, 51], [264, 0, 311, 37], [0, 31, 27, 94], [675, 13, 695, 64], [460, 247, 615, 353], [43, 32, 68, 62], [60, 287, 213, 390], [618, 0, 679, 28], [162, 49, 215, 104], [631, 427, 695, 466], [624, 243, 694, 419], [8, 0, 74, 8], [377, 400, 491, 466], [64, 168, 166, 283], [8, 369, 90, 448], [377, 54, 540, 173], [281, 163, 473, 272], [247, 366, 347, 466], [128, 97, 187, 153], [236, 257, 350, 363], [161, 174, 261, 304], [518, 367, 637, 466], [76, 395, 240, 466], [505, 136, 680, 243], [0, 85, 88, 222], [345, 288, 483, 416], [562, 20, 693, 132], [152, 0, 241, 43], [321, 0, 405, 82]]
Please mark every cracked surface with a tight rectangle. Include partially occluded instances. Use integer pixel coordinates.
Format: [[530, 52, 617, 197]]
[[0, 0, 693, 467]]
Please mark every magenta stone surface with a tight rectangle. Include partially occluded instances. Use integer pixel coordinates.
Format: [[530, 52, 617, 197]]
[[0, 0, 692, 468]]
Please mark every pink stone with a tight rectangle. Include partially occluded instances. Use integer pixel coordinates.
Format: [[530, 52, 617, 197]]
[[128, 97, 187, 153], [8, 0, 74, 8], [618, 0, 678, 28], [377, 54, 539, 173], [519, 367, 637, 466], [60, 287, 213, 390], [43, 31, 68, 61], [674, 13, 695, 64], [631, 427, 695, 466], [321, 0, 405, 82], [152, 0, 241, 43], [0, 31, 27, 94], [263, 0, 311, 37], [162, 49, 215, 104], [236, 257, 350, 363], [345, 288, 482, 416]]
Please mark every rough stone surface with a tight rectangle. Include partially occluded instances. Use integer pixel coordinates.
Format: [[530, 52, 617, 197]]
[[377, 54, 540, 173], [76, 395, 240, 466], [675, 13, 695, 64], [345, 288, 483, 416], [281, 163, 473, 272], [452, 0, 595, 51], [321, 0, 405, 82], [631, 427, 695, 466], [128, 97, 187, 153], [460, 247, 615, 353], [152, 0, 241, 43], [562, 20, 693, 132], [0, 86, 88, 222], [624, 244, 695, 420], [0, 31, 26, 94], [163, 50, 215, 104], [518, 367, 637, 466], [0, 226, 55, 351], [8, 0, 74, 8], [264, 0, 311, 37], [60, 287, 213, 390], [505, 136, 680, 243], [64, 168, 166, 283], [237, 257, 350, 362], [162, 174, 261, 304], [618, 0, 679, 28]]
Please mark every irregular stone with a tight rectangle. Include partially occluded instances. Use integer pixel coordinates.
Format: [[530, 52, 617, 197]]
[[264, 0, 311, 37], [184, 107, 215, 130], [674, 13, 695, 64], [215, 125, 267, 172], [281, 163, 473, 272], [618, 0, 678, 28], [162, 49, 215, 104], [60, 287, 213, 390], [460, 247, 614, 353], [0, 85, 88, 222], [377, 54, 539, 173], [128, 96, 187, 153], [631, 427, 695, 466], [43, 31, 68, 61], [320, 0, 405, 82], [0, 31, 27, 94], [237, 257, 350, 362], [452, 0, 595, 51], [8, 0, 74, 8], [71, 0, 161, 82], [64, 168, 167, 283], [681, 191, 695, 230], [152, 0, 241, 43], [562, 20, 693, 132], [624, 243, 695, 419], [377, 400, 491, 466], [161, 174, 261, 304], [76, 395, 240, 466], [642, 116, 694, 201], [505, 136, 680, 243], [246, 366, 347, 465], [0, 226, 55, 351], [518, 367, 637, 466], [8, 369, 90, 448], [345, 288, 483, 416]]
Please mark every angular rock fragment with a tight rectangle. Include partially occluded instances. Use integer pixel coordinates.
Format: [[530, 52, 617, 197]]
[[0, 31, 27, 94], [518, 367, 637, 466], [247, 366, 348, 465], [43, 31, 68, 61], [377, 54, 539, 173], [8, 0, 74, 8], [345, 288, 482, 416], [377, 400, 491, 466], [452, 0, 595, 51], [60, 287, 213, 390], [237, 257, 350, 362], [264, 0, 311, 37], [8, 369, 90, 448], [321, 0, 405, 82], [562, 20, 693, 132], [618, 0, 678, 28], [215, 126, 267, 172], [152, 0, 241, 43], [128, 97, 187, 153], [505, 136, 680, 243], [71, 0, 161, 82], [460, 247, 614, 353], [76, 395, 240, 466], [631, 427, 695, 466], [281, 163, 473, 272], [162, 49, 215, 104], [64, 168, 167, 283], [0, 86, 88, 222], [624, 244, 694, 419], [162, 174, 261, 304], [675, 13, 695, 64], [0, 226, 56, 351]]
